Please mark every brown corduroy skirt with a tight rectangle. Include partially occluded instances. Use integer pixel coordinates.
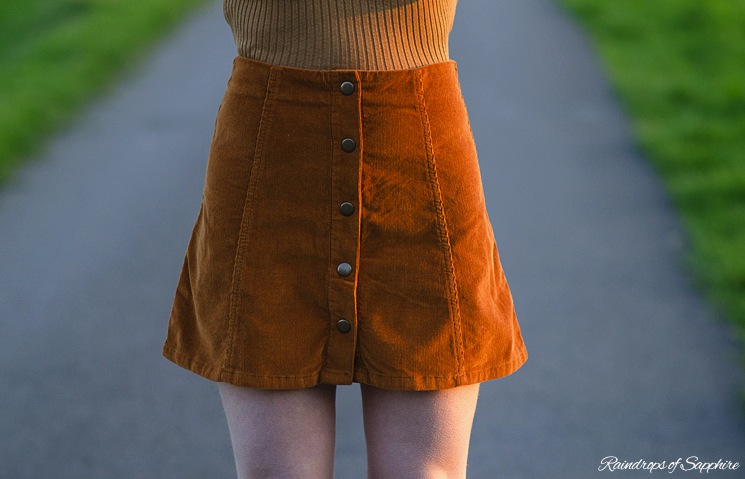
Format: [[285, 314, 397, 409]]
[[162, 55, 527, 390]]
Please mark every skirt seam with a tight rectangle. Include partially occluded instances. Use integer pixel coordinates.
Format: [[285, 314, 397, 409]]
[[321, 80, 335, 375], [224, 66, 279, 371], [415, 68, 467, 378], [351, 69, 365, 369]]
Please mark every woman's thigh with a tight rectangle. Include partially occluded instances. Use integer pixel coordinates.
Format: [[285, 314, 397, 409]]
[[360, 383, 480, 479], [218, 382, 337, 479]]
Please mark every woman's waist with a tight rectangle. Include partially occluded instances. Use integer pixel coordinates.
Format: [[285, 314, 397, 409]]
[[225, 54, 461, 100], [233, 41, 451, 71]]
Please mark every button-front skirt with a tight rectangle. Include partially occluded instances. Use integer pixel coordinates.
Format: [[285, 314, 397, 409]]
[[162, 56, 527, 390]]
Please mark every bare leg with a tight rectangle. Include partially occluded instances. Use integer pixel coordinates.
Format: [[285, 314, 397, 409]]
[[218, 382, 337, 479], [361, 383, 480, 479]]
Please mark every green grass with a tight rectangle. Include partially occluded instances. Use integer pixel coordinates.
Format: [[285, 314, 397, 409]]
[[0, 0, 208, 183], [561, 0, 745, 343]]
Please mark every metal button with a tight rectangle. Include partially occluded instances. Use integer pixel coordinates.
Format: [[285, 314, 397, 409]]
[[337, 319, 352, 333], [341, 138, 356, 153], [337, 262, 352, 277], [339, 202, 354, 216], [340, 81, 355, 95]]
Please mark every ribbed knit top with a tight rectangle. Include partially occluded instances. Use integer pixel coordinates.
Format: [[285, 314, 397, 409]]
[[223, 0, 458, 70]]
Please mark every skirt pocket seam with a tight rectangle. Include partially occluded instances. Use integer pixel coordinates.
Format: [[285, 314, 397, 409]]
[[224, 67, 279, 371], [415, 69, 466, 377]]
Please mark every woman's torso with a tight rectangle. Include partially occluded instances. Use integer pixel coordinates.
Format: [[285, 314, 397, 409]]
[[223, 0, 458, 70]]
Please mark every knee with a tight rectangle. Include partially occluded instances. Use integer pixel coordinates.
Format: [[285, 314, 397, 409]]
[[230, 434, 335, 479], [236, 464, 281, 479], [423, 464, 466, 479], [368, 459, 467, 479], [236, 458, 333, 479]]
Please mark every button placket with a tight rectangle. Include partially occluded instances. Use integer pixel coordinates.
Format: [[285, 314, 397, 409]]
[[322, 74, 362, 382]]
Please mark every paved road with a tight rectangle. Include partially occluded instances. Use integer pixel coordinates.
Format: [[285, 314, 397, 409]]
[[1, 1, 743, 478]]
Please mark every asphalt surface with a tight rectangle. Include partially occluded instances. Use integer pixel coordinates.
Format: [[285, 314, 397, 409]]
[[1, 1, 744, 478]]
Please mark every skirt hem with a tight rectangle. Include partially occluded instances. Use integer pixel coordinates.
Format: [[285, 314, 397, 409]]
[[162, 344, 527, 391]]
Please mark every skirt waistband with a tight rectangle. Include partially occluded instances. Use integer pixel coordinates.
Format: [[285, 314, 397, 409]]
[[226, 54, 460, 100]]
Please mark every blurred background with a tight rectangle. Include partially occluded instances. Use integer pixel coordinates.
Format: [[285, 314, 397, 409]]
[[1, 0, 743, 477]]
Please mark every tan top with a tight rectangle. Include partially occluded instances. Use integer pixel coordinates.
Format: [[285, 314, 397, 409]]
[[223, 0, 458, 70]]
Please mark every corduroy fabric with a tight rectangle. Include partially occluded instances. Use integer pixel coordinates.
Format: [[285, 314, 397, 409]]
[[162, 55, 527, 390]]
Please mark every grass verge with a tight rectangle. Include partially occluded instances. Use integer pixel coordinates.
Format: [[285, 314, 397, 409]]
[[0, 0, 208, 184], [561, 0, 745, 343]]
